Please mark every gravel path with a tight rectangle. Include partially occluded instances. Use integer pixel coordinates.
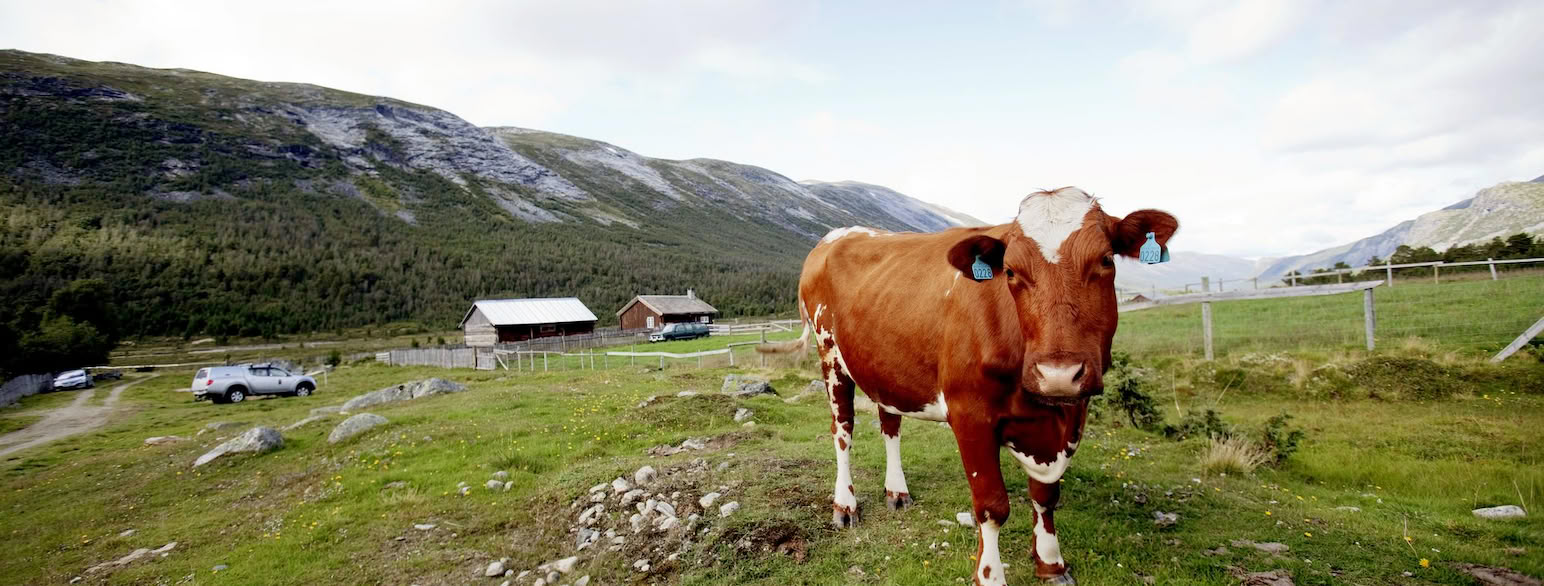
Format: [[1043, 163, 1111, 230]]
[[0, 375, 159, 458]]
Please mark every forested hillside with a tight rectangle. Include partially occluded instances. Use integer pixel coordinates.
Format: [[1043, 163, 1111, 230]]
[[0, 50, 977, 370]]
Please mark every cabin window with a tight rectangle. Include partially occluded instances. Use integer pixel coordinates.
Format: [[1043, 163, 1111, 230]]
[[646, 316, 655, 329], [698, 316, 710, 323], [540, 324, 556, 334]]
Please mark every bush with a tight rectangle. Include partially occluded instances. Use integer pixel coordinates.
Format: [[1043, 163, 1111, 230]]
[[410, 340, 420, 348], [436, 336, 446, 346], [1163, 409, 1230, 441], [325, 349, 342, 367]]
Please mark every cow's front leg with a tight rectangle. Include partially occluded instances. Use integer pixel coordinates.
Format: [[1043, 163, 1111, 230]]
[[1028, 479, 1073, 584], [878, 410, 913, 510], [821, 360, 859, 528], [952, 420, 1010, 586]]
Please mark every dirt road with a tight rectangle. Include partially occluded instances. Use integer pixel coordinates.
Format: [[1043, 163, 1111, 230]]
[[0, 375, 159, 458]]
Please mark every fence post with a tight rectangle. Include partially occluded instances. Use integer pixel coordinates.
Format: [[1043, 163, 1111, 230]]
[[1488, 258, 1498, 280], [1363, 288, 1376, 351], [1433, 265, 1439, 284], [543, 352, 548, 372], [1201, 301, 1214, 361], [729, 347, 735, 367], [631, 345, 635, 366], [1336, 271, 1343, 284], [659, 356, 664, 369], [1202, 276, 1210, 292], [1386, 260, 1393, 286]]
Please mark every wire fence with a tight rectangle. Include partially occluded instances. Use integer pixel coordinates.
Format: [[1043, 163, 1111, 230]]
[[1115, 275, 1544, 357]]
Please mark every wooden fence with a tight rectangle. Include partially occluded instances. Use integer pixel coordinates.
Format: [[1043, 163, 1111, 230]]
[[1281, 257, 1544, 287], [1121, 280, 1386, 360]]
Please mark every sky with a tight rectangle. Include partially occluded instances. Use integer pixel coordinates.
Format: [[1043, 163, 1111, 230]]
[[3, 0, 1542, 259]]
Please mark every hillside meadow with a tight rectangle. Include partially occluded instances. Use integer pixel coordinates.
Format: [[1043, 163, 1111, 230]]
[[1, 328, 1541, 585]]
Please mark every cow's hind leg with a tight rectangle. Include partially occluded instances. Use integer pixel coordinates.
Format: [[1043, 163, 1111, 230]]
[[1029, 478, 1074, 584], [820, 356, 859, 528], [878, 410, 913, 510]]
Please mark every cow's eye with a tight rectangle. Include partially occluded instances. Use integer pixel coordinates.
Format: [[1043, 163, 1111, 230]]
[[1101, 255, 1114, 268], [1004, 268, 1015, 278]]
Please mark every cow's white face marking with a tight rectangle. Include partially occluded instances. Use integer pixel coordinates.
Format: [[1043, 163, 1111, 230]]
[[1009, 447, 1071, 484], [822, 226, 880, 243], [882, 432, 908, 496], [976, 519, 1007, 586], [1015, 187, 1095, 264], [1032, 501, 1065, 566]]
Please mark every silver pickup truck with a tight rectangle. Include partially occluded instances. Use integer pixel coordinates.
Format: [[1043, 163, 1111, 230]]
[[192, 364, 316, 404]]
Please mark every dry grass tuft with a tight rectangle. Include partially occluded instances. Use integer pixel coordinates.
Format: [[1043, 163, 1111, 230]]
[[1200, 435, 1271, 476]]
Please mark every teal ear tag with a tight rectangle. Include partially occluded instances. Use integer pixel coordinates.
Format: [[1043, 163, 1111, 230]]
[[971, 255, 993, 280], [1139, 232, 1167, 264]]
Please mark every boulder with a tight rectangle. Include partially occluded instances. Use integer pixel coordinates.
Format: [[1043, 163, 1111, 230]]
[[719, 501, 740, 518], [634, 465, 657, 486], [328, 413, 389, 444], [699, 492, 721, 508], [484, 560, 505, 577], [721, 375, 777, 398], [733, 408, 753, 422], [193, 427, 282, 467], [1473, 505, 1527, 520], [341, 378, 466, 412]]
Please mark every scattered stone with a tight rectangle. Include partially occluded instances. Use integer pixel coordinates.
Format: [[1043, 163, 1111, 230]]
[[719, 501, 740, 518], [213, 564, 228, 572], [700, 492, 721, 508], [309, 405, 343, 416], [743, 421, 756, 428], [384, 481, 408, 490], [1454, 563, 1542, 586], [458, 486, 471, 496], [485, 479, 503, 490], [734, 408, 753, 422], [575, 576, 591, 586], [849, 565, 866, 576], [1334, 506, 1361, 512], [716, 461, 730, 472], [647, 437, 709, 457], [589, 482, 609, 494], [659, 517, 679, 531], [676, 391, 699, 398], [414, 524, 436, 530], [579, 505, 604, 526], [197, 421, 242, 436], [327, 413, 389, 444], [936, 520, 956, 527], [1229, 568, 1294, 586], [1204, 546, 1229, 556], [341, 378, 466, 412], [118, 529, 135, 538], [516, 570, 531, 580], [70, 578, 81, 584], [484, 560, 505, 577], [630, 513, 645, 533], [86, 542, 177, 574], [503, 481, 513, 492], [1254, 542, 1290, 554], [153, 542, 177, 554], [193, 427, 283, 467], [622, 489, 646, 506], [612, 477, 631, 493], [633, 559, 651, 572], [143, 436, 184, 446], [533, 579, 546, 586], [1473, 505, 1528, 520], [550, 556, 578, 574], [457, 481, 469, 488], [956, 512, 975, 527], [635, 465, 658, 486], [655, 501, 677, 518], [493, 470, 510, 481], [1153, 511, 1179, 528], [637, 395, 658, 408], [546, 572, 561, 584]]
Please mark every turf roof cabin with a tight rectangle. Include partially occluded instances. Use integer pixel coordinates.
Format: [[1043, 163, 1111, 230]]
[[460, 298, 599, 346], [616, 290, 719, 330]]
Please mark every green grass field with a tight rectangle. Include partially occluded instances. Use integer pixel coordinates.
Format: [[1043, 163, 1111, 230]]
[[1116, 276, 1544, 358], [1, 340, 1541, 584]]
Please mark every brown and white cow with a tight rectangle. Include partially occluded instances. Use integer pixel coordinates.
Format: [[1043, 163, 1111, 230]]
[[763, 187, 1177, 585]]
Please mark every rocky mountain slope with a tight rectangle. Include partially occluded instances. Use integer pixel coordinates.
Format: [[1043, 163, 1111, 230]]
[[1257, 178, 1544, 279], [0, 50, 975, 337]]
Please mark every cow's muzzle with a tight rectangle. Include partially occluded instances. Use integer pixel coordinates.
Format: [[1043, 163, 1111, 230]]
[[1026, 359, 1104, 400]]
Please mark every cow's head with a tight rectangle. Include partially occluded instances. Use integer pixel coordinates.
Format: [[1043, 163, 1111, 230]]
[[948, 187, 1177, 401]]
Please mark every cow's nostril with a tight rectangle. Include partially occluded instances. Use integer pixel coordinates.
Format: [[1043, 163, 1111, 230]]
[[1072, 364, 1085, 382]]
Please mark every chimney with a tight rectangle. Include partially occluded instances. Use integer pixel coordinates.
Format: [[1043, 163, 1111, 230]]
[[686, 289, 695, 299]]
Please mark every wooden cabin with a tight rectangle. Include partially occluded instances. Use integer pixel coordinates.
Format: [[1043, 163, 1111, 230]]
[[615, 290, 719, 330], [460, 298, 598, 346]]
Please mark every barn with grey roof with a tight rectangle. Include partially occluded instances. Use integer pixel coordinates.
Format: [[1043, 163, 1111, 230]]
[[460, 298, 599, 346], [616, 290, 719, 330]]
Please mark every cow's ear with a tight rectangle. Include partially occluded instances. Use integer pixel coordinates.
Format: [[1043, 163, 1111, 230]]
[[1112, 210, 1179, 258], [947, 235, 1006, 280]]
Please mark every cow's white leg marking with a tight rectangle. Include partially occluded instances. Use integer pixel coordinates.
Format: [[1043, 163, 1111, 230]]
[[975, 518, 1007, 586], [1009, 447, 1071, 484], [882, 432, 908, 498], [815, 309, 858, 526], [1032, 501, 1065, 568], [1015, 187, 1094, 264]]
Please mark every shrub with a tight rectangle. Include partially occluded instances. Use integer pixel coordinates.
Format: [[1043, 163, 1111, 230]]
[[1163, 408, 1230, 441], [436, 336, 446, 346], [1200, 435, 1271, 476], [1099, 351, 1165, 431], [410, 340, 420, 348], [325, 349, 342, 367], [1259, 412, 1305, 465]]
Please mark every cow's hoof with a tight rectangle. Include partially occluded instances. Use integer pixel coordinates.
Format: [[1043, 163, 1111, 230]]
[[885, 491, 914, 511], [1040, 574, 1077, 585], [832, 504, 858, 528]]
